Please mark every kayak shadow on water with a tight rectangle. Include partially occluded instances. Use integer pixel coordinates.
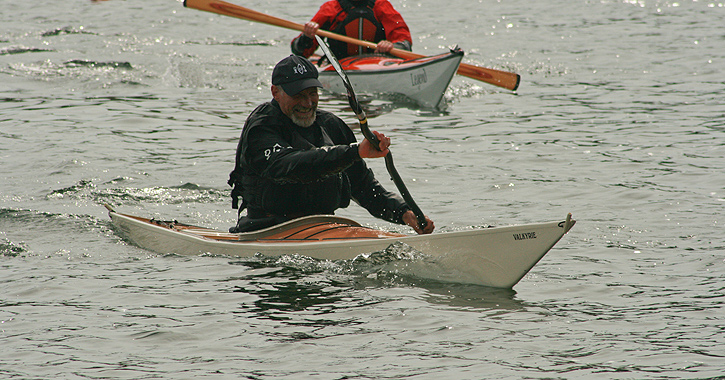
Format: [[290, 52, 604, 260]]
[[227, 262, 522, 318], [319, 92, 450, 123]]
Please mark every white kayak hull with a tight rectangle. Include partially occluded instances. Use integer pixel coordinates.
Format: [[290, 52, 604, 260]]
[[315, 50, 464, 109], [107, 208, 575, 288]]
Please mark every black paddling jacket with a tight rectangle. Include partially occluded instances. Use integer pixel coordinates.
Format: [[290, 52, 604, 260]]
[[229, 99, 409, 224]]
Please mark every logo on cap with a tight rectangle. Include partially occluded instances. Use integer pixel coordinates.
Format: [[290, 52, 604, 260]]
[[293, 63, 307, 75]]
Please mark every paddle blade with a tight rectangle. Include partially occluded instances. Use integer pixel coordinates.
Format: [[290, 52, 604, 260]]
[[315, 36, 366, 123], [184, 0, 305, 32], [458, 63, 521, 91], [388, 47, 520, 91]]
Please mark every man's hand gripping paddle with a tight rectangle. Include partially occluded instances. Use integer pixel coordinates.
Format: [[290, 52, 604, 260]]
[[315, 36, 428, 230]]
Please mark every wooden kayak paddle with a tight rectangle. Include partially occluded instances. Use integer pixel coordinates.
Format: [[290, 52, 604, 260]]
[[314, 35, 429, 230], [183, 0, 521, 91]]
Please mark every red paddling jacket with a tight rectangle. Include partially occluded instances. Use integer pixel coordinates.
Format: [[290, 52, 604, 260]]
[[291, 0, 412, 59], [228, 100, 410, 232]]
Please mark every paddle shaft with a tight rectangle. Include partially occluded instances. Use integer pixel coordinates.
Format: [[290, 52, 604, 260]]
[[358, 115, 429, 231], [183, 0, 520, 91], [314, 35, 428, 230]]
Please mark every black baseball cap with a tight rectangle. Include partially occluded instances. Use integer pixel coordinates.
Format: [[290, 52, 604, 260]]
[[271, 55, 322, 96]]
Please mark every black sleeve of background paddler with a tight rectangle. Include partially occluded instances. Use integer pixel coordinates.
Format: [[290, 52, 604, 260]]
[[392, 40, 412, 51], [291, 34, 314, 55]]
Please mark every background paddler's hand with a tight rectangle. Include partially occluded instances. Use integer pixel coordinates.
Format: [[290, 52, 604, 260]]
[[358, 130, 390, 158], [303, 21, 319, 38], [402, 210, 435, 234], [375, 40, 394, 54]]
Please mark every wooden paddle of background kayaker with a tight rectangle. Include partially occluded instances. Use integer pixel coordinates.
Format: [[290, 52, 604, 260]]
[[183, 0, 521, 91]]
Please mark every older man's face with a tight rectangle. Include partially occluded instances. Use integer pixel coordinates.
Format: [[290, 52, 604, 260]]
[[272, 85, 318, 128]]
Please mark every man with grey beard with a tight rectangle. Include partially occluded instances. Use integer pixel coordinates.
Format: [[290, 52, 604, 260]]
[[228, 55, 434, 234]]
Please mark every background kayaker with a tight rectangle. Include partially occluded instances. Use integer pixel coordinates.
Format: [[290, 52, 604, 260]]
[[228, 55, 434, 234], [291, 0, 412, 59]]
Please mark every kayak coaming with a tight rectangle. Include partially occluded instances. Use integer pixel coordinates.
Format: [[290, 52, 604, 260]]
[[314, 50, 464, 109], [107, 207, 575, 289]]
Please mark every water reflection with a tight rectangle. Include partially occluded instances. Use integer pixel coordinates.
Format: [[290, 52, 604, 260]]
[[319, 91, 450, 122], [228, 261, 372, 335], [419, 282, 521, 310], [228, 257, 523, 320]]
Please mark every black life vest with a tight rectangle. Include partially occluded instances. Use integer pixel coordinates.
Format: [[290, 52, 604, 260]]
[[327, 0, 386, 58], [228, 105, 351, 218]]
